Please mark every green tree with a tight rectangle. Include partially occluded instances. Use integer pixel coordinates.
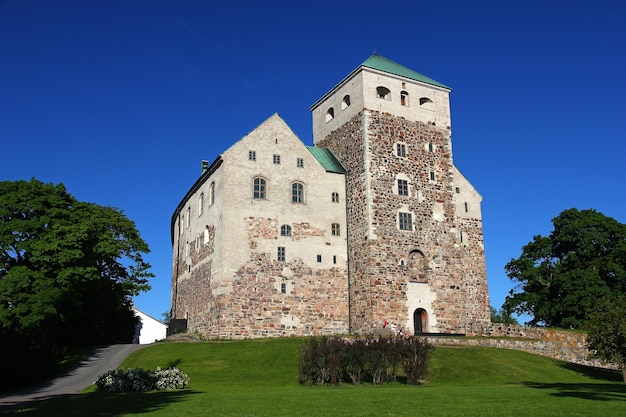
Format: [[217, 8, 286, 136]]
[[585, 295, 626, 382], [490, 306, 519, 325], [503, 208, 626, 328], [0, 179, 152, 388]]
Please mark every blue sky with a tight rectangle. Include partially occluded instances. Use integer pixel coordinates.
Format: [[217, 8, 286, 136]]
[[2, 1, 625, 323]]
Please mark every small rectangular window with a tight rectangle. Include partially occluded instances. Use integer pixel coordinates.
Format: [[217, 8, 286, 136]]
[[280, 283, 286, 294], [398, 179, 408, 196], [249, 150, 256, 161], [399, 212, 413, 231], [278, 246, 285, 262], [429, 171, 435, 181], [333, 255, 337, 264], [428, 142, 433, 152], [273, 154, 281, 164], [455, 187, 460, 193], [332, 192, 339, 203], [460, 231, 464, 243], [297, 158, 304, 168], [317, 255, 322, 263], [396, 143, 406, 157], [331, 223, 340, 236], [464, 202, 469, 212]]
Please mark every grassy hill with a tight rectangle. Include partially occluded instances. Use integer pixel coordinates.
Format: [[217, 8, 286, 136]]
[[4, 337, 624, 417]]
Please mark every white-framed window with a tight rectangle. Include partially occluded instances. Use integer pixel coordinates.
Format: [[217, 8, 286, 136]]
[[398, 179, 408, 196], [331, 223, 340, 236], [273, 154, 281, 164], [297, 158, 304, 168], [281, 224, 292, 236], [249, 150, 256, 161], [332, 192, 339, 203], [396, 143, 406, 157], [278, 246, 285, 262], [292, 182, 304, 203], [399, 212, 413, 231], [253, 177, 267, 199]]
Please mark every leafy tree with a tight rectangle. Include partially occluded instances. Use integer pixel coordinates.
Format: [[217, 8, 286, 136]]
[[0, 179, 152, 388], [585, 295, 626, 382], [503, 208, 626, 328], [490, 306, 519, 325]]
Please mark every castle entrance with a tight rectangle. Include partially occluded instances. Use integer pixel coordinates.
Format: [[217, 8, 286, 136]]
[[413, 308, 428, 334]]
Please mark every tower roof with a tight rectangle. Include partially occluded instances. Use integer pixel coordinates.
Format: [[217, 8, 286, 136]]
[[361, 54, 450, 90]]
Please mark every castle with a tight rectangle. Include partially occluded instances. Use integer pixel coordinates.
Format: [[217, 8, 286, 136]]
[[170, 54, 490, 339]]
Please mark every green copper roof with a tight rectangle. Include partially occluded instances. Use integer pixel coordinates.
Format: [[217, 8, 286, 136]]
[[362, 54, 450, 90], [306, 146, 346, 174]]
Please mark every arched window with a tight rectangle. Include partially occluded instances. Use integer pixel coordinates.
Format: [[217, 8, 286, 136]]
[[400, 90, 409, 106], [292, 182, 304, 203], [281, 224, 292, 236], [408, 250, 428, 283], [210, 182, 215, 205], [325, 107, 335, 122], [253, 177, 267, 199], [376, 86, 391, 99], [331, 223, 340, 236], [199, 193, 204, 215], [419, 97, 434, 110], [341, 95, 351, 110]]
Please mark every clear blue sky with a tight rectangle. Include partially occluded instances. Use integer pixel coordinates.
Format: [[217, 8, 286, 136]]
[[2, 1, 625, 323]]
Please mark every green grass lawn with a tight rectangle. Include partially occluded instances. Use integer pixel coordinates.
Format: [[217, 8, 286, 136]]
[[3, 338, 625, 416]]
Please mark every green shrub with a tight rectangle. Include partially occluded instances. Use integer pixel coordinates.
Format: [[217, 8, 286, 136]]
[[298, 335, 433, 386]]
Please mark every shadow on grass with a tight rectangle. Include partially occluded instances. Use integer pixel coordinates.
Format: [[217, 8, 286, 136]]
[[558, 362, 622, 382], [0, 389, 201, 416], [522, 382, 626, 401]]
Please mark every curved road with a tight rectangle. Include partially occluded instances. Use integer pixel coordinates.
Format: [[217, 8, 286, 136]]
[[0, 344, 147, 411]]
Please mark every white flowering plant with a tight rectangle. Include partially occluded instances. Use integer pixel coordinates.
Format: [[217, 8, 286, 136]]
[[95, 367, 189, 392]]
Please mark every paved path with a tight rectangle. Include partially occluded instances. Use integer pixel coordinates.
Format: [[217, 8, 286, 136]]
[[0, 344, 147, 411]]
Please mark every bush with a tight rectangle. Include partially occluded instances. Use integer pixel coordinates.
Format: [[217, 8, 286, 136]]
[[298, 335, 433, 386], [96, 367, 189, 392]]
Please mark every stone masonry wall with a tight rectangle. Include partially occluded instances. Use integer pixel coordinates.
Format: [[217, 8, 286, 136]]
[[205, 216, 349, 339], [428, 323, 616, 369], [319, 110, 490, 334]]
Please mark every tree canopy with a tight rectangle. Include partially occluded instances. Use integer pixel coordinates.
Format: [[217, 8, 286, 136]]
[[503, 208, 626, 328], [586, 295, 626, 382], [0, 179, 153, 388]]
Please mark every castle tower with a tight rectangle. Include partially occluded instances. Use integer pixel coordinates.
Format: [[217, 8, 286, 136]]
[[310, 54, 490, 334]]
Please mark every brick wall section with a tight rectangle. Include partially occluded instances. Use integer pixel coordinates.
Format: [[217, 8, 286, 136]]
[[319, 110, 490, 334]]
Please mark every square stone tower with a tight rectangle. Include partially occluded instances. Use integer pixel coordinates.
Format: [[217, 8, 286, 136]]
[[311, 54, 490, 334]]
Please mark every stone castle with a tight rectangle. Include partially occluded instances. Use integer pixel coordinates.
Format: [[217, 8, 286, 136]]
[[170, 54, 491, 339]]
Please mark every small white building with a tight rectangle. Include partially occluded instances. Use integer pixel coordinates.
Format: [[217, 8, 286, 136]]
[[133, 308, 168, 344]]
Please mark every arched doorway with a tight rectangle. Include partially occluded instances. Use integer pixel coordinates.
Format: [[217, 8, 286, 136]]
[[413, 308, 428, 334]]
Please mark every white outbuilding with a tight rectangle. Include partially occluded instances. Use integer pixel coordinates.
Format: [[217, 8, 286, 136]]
[[133, 308, 168, 344]]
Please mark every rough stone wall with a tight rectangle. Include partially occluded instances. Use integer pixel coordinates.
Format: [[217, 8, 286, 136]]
[[172, 225, 219, 335], [319, 109, 490, 334], [317, 112, 368, 333], [207, 216, 349, 339], [431, 323, 617, 369]]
